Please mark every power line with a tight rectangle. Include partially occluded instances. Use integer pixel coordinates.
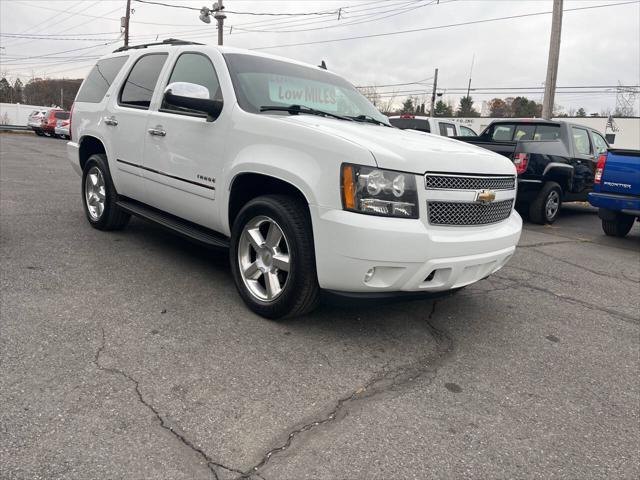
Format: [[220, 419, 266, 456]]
[[252, 1, 639, 50], [132, 0, 340, 16]]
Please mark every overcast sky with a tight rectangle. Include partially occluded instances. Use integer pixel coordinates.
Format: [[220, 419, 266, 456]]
[[1, 0, 638, 114]]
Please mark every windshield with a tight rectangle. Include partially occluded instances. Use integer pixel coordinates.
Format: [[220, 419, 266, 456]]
[[224, 53, 388, 124]]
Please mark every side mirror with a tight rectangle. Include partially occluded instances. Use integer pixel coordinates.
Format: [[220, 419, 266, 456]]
[[163, 82, 222, 122]]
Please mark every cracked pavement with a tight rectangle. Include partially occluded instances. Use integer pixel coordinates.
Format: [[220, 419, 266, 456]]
[[1, 134, 639, 479]]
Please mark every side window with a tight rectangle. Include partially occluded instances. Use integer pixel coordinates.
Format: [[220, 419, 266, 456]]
[[162, 53, 222, 115], [119, 54, 168, 109], [513, 124, 535, 140], [572, 127, 592, 155], [534, 125, 560, 140], [459, 125, 477, 136], [592, 131, 608, 155], [438, 122, 456, 137], [491, 124, 514, 141], [76, 56, 129, 103]]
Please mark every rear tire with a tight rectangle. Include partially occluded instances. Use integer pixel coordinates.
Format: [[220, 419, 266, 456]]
[[602, 215, 635, 237], [34, 130, 44, 136], [529, 181, 562, 224], [230, 194, 320, 319], [81, 154, 130, 231]]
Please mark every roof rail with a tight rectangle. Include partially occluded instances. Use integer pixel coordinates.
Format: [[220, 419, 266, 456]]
[[113, 38, 204, 53]]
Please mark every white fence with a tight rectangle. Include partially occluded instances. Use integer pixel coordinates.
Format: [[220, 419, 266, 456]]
[[438, 116, 640, 150], [0, 103, 53, 126]]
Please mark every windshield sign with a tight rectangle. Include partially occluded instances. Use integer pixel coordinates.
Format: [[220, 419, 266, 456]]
[[268, 77, 338, 112]]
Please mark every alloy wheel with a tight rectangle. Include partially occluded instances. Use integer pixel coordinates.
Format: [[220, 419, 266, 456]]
[[85, 165, 106, 220]]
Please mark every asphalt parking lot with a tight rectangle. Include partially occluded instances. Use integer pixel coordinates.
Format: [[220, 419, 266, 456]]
[[1, 133, 638, 480]]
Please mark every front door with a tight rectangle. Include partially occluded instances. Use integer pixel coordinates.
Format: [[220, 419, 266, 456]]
[[570, 126, 596, 196], [142, 51, 229, 231]]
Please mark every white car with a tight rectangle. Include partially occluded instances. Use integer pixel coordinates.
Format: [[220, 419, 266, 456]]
[[67, 39, 522, 319], [388, 115, 478, 137]]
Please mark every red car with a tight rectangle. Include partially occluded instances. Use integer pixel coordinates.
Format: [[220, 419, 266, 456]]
[[28, 109, 69, 136]]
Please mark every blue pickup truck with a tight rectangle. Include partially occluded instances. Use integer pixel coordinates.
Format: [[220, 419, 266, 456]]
[[588, 149, 640, 237]]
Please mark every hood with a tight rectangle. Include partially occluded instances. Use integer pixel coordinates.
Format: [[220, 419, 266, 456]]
[[271, 115, 516, 176]]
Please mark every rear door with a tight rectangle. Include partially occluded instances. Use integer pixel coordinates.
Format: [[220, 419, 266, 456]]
[[570, 126, 597, 195], [105, 52, 169, 202], [438, 121, 457, 137], [141, 50, 229, 230]]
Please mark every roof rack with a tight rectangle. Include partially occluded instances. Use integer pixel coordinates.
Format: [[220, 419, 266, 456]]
[[113, 38, 204, 53]]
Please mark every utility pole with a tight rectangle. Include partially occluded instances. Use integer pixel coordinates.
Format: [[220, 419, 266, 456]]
[[542, 0, 563, 119], [215, 0, 226, 46], [430, 68, 439, 117], [466, 54, 475, 98], [123, 0, 131, 48]]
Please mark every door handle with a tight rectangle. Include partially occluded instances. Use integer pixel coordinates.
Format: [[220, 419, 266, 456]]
[[103, 116, 118, 126], [147, 126, 166, 137]]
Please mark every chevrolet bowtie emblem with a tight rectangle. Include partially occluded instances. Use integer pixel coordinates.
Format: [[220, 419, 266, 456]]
[[476, 189, 496, 203]]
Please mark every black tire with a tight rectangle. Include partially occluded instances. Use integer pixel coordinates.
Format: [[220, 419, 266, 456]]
[[81, 154, 130, 231], [601, 215, 635, 237], [34, 130, 44, 136], [529, 181, 562, 225], [229, 194, 320, 319]]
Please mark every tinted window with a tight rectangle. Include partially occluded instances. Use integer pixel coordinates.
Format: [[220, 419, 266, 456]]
[[120, 54, 167, 109], [389, 118, 430, 132], [438, 122, 456, 137], [459, 125, 477, 136], [54, 112, 69, 120], [162, 53, 222, 114], [592, 131, 608, 155], [534, 125, 560, 140], [572, 127, 592, 155], [76, 56, 128, 103], [491, 124, 514, 141], [514, 124, 535, 140]]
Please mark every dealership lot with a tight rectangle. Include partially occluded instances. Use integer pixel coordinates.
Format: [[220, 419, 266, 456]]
[[1, 134, 638, 479]]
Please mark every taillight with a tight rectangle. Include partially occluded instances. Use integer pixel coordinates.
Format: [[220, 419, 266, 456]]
[[512, 152, 529, 175], [594, 153, 607, 184], [69, 104, 74, 141]]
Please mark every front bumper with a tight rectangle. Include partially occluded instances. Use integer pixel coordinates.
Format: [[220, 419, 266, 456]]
[[310, 206, 522, 293]]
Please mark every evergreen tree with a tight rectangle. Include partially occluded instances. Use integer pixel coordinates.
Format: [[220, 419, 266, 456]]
[[576, 107, 587, 117], [13, 78, 24, 103], [456, 96, 479, 117], [0, 78, 14, 103], [434, 100, 453, 117]]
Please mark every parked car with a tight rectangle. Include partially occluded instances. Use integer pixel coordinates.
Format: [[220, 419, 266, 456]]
[[55, 119, 70, 139], [67, 39, 522, 319], [27, 110, 49, 136], [388, 115, 477, 137], [454, 119, 609, 224], [588, 149, 640, 237], [43, 110, 69, 136]]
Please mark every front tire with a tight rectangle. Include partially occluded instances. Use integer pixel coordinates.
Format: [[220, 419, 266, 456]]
[[529, 181, 562, 224], [81, 154, 130, 231], [230, 195, 320, 319], [602, 215, 635, 237]]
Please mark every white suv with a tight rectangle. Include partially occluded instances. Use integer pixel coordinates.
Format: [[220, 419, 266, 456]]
[[67, 39, 522, 319]]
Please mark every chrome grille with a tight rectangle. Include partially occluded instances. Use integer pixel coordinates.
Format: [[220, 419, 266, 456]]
[[425, 174, 515, 191], [428, 200, 514, 226]]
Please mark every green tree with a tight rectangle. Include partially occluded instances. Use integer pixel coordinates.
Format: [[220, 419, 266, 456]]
[[576, 107, 587, 117], [400, 97, 415, 114], [0, 78, 14, 103], [13, 78, 24, 103], [456, 96, 479, 117], [510, 96, 540, 117], [434, 100, 453, 117]]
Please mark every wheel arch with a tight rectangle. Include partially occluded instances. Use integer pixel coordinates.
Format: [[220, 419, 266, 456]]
[[542, 163, 573, 194], [78, 135, 107, 172], [226, 172, 312, 235]]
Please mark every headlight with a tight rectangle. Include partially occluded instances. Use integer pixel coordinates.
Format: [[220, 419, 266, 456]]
[[341, 163, 418, 218]]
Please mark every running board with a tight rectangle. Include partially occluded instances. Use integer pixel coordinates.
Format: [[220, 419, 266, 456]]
[[116, 199, 229, 249]]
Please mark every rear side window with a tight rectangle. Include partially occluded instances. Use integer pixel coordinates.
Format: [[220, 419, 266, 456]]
[[54, 112, 69, 120], [491, 124, 514, 141], [76, 56, 128, 103], [592, 131, 608, 155], [514, 124, 535, 140], [120, 54, 168, 109], [438, 122, 456, 137], [534, 125, 560, 140], [572, 127, 592, 155]]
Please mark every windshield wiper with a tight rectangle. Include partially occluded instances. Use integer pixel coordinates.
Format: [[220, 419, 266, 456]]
[[348, 114, 392, 127], [259, 104, 353, 122]]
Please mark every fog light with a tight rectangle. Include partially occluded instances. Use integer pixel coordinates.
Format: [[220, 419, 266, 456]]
[[364, 267, 375, 283]]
